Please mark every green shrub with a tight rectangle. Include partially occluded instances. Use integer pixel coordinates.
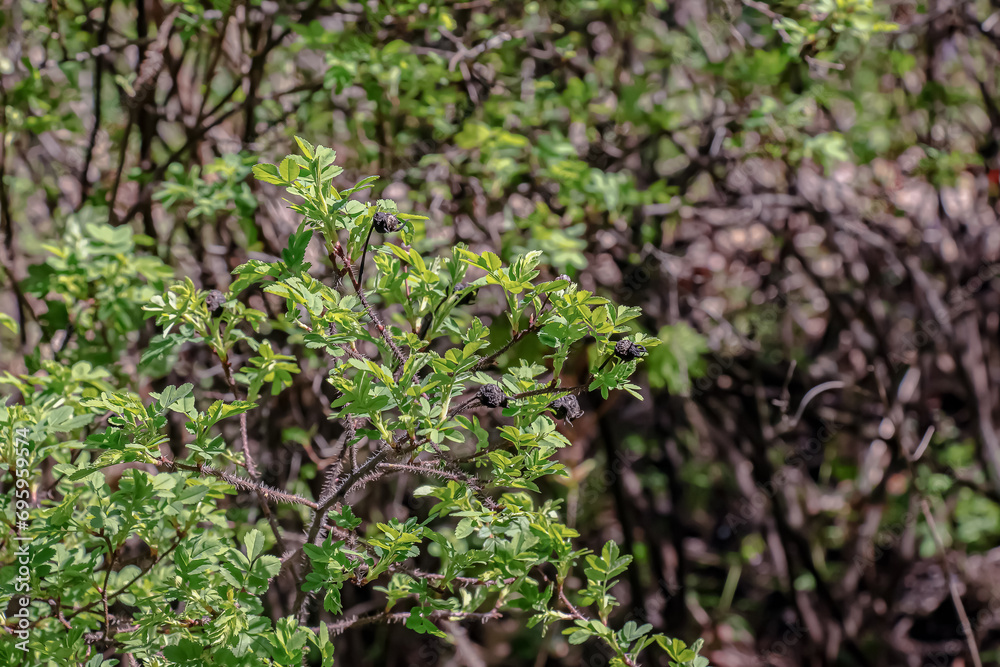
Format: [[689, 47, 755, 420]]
[[1, 138, 705, 667]]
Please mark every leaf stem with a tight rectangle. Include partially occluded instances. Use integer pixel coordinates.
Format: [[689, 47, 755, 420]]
[[355, 222, 376, 288], [332, 243, 408, 368]]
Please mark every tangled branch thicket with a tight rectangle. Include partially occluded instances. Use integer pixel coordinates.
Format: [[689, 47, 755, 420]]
[[3, 1, 1000, 666]]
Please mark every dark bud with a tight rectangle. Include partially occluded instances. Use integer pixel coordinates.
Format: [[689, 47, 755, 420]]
[[478, 384, 509, 408], [206, 289, 226, 318], [372, 211, 402, 234], [614, 338, 646, 361], [549, 395, 584, 424], [552, 274, 572, 292], [419, 311, 434, 339], [454, 282, 478, 306]]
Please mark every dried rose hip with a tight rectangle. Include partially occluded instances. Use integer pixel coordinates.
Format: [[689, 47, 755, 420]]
[[549, 394, 584, 424], [614, 338, 646, 361], [206, 289, 226, 317], [372, 211, 402, 234], [478, 384, 509, 408]]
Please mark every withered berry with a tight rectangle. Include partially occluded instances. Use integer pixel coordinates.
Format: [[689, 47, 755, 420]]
[[206, 289, 226, 317], [614, 338, 646, 361], [372, 211, 402, 234], [478, 384, 509, 408], [549, 394, 584, 424]]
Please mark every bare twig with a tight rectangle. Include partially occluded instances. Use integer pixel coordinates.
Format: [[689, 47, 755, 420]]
[[66, 539, 181, 621], [156, 456, 318, 510], [333, 243, 408, 367], [470, 324, 543, 373], [321, 606, 502, 636], [217, 350, 287, 554], [920, 499, 983, 667]]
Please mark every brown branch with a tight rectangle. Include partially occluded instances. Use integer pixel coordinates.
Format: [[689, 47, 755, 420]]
[[557, 584, 588, 622], [79, 0, 114, 202], [920, 498, 983, 667], [381, 461, 499, 511], [332, 243, 408, 367], [321, 606, 502, 636], [470, 323, 542, 373], [289, 443, 395, 619], [109, 7, 180, 223], [66, 539, 181, 622], [215, 347, 287, 554], [396, 567, 517, 589], [156, 456, 318, 510]]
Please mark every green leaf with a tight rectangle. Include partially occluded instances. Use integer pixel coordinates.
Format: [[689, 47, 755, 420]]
[[282, 229, 313, 268], [294, 135, 315, 159], [404, 607, 446, 638], [279, 156, 301, 183], [0, 312, 17, 334], [245, 528, 265, 562], [252, 162, 284, 185]]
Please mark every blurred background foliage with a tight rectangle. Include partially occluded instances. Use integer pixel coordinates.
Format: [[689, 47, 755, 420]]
[[2, 0, 1000, 665]]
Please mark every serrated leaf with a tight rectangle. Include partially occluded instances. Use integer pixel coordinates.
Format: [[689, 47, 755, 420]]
[[294, 135, 315, 159], [245, 528, 265, 562], [252, 163, 284, 185], [279, 156, 301, 183]]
